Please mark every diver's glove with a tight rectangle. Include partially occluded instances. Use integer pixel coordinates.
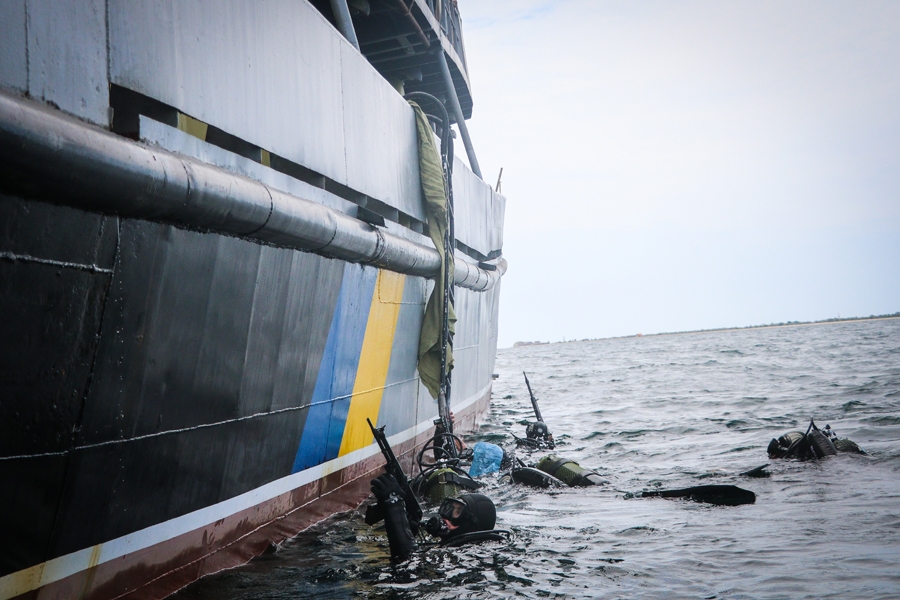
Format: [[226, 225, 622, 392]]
[[371, 474, 418, 562], [371, 473, 404, 504]]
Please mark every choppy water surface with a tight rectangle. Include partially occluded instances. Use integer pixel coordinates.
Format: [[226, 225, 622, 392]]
[[178, 319, 900, 599]]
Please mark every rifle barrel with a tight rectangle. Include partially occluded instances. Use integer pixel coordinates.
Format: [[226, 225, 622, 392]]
[[523, 372, 544, 423], [365, 418, 422, 526]]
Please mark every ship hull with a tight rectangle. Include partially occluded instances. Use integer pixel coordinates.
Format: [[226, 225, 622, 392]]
[[0, 196, 498, 600], [2, 390, 490, 600], [0, 1, 504, 597]]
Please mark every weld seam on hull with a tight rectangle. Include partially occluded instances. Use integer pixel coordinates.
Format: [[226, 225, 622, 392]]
[[0, 250, 114, 274], [0, 376, 421, 462], [0, 90, 504, 292]]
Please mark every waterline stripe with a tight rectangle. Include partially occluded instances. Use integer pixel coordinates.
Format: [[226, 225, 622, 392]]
[[0, 381, 489, 600], [0, 382, 491, 600]]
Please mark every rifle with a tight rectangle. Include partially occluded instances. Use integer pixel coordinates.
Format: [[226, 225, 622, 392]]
[[521, 372, 554, 448], [523, 372, 544, 423], [364, 419, 423, 531]]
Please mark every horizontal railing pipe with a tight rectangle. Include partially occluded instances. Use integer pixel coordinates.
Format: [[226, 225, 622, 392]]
[[0, 91, 502, 291]]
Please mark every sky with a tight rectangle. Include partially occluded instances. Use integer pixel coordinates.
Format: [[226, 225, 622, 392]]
[[456, 0, 900, 348]]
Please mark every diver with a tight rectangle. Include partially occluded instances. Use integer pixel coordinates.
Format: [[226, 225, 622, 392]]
[[469, 371, 609, 488], [767, 419, 864, 460], [405, 380, 605, 503], [513, 372, 555, 450], [419, 397, 605, 492], [415, 414, 602, 492], [429, 427, 606, 491], [525, 454, 608, 487], [369, 473, 506, 562], [411, 416, 484, 504]]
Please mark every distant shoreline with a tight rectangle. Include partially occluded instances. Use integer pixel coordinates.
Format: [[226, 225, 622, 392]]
[[510, 312, 900, 347], [642, 313, 900, 339]]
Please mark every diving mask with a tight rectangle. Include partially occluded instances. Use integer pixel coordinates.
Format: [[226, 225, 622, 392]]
[[438, 497, 470, 527]]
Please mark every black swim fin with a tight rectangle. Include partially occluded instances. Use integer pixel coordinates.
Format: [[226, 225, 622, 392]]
[[639, 484, 756, 506], [740, 464, 770, 478]]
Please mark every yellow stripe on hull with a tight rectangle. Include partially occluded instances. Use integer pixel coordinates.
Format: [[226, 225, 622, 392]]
[[338, 269, 406, 455]]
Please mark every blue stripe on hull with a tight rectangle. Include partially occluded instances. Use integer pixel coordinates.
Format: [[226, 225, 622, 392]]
[[291, 264, 377, 473]]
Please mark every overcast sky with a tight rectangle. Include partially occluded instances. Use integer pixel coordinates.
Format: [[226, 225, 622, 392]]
[[458, 0, 900, 348]]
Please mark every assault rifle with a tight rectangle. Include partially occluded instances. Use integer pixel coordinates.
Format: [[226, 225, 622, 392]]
[[518, 372, 554, 449], [523, 371, 544, 423], [364, 418, 423, 532]]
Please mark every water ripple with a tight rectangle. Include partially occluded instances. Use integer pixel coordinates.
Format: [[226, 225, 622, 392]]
[[177, 319, 900, 600]]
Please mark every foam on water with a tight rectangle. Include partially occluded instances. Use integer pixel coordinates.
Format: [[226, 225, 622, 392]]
[[177, 319, 900, 599]]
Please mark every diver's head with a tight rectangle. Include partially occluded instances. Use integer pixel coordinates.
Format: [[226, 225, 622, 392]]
[[526, 421, 551, 439], [438, 493, 496, 537], [768, 431, 804, 459]]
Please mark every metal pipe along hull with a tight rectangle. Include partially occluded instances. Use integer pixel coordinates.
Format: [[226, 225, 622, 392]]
[[0, 91, 502, 291]]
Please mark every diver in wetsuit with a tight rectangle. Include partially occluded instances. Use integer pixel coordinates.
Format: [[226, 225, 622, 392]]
[[423, 413, 607, 491], [415, 418, 599, 492], [767, 420, 864, 460], [370, 473, 503, 562]]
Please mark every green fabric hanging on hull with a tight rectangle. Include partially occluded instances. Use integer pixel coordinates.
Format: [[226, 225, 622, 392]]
[[410, 101, 455, 399]]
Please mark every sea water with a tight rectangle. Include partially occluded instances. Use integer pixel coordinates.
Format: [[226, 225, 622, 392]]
[[176, 318, 900, 599]]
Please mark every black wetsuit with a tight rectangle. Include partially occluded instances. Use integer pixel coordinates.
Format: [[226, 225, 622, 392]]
[[767, 423, 863, 460], [370, 474, 419, 561], [370, 475, 502, 562]]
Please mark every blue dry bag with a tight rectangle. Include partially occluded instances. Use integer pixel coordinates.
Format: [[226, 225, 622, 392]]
[[468, 442, 504, 477]]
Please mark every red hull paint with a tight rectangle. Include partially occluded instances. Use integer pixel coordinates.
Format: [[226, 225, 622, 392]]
[[20, 389, 490, 600]]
